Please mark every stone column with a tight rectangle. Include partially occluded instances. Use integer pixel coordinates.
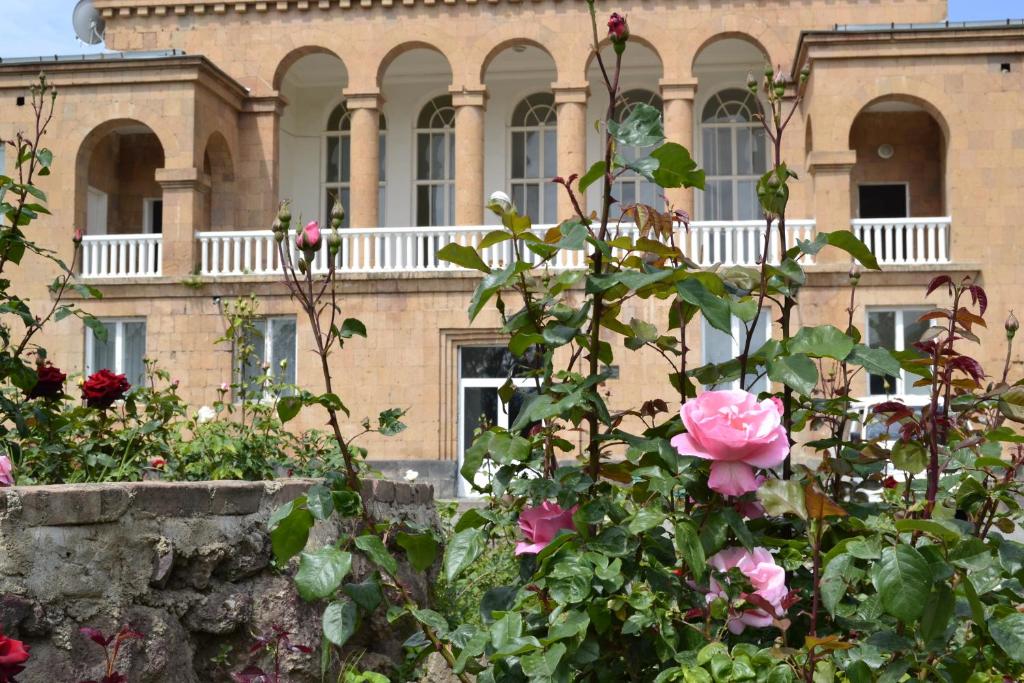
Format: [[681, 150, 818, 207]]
[[239, 96, 285, 229], [451, 88, 487, 226], [156, 168, 210, 276], [344, 91, 382, 228], [660, 78, 698, 218], [808, 150, 857, 264], [553, 84, 589, 220]]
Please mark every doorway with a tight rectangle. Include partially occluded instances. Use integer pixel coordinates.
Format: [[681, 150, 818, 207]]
[[858, 184, 908, 219]]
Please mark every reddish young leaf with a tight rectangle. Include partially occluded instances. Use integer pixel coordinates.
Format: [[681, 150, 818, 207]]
[[925, 275, 952, 298], [969, 284, 988, 316], [79, 627, 112, 648]]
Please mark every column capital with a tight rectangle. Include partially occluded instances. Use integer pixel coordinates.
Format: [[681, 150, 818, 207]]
[[807, 150, 857, 175], [659, 77, 699, 101], [551, 83, 590, 105], [449, 86, 487, 108], [156, 167, 211, 193], [342, 89, 382, 110]]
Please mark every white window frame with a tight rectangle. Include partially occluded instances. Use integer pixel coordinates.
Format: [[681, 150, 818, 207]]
[[414, 95, 456, 227], [84, 318, 146, 378], [865, 307, 934, 396], [142, 197, 162, 234], [701, 313, 771, 392], [509, 93, 558, 224], [235, 316, 298, 400], [855, 182, 910, 219], [322, 101, 387, 228], [698, 88, 769, 221]]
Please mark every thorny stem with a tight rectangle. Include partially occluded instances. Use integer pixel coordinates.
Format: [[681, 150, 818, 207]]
[[924, 286, 963, 518]]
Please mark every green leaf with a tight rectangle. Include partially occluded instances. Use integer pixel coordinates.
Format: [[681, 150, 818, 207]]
[[276, 395, 303, 423], [520, 643, 567, 679], [674, 521, 706, 581], [578, 161, 606, 193], [998, 386, 1024, 424], [676, 278, 731, 335], [608, 102, 664, 148], [919, 584, 954, 644], [479, 229, 512, 248], [269, 503, 314, 565], [820, 554, 856, 616], [847, 344, 901, 377], [650, 142, 705, 190], [294, 547, 352, 601], [338, 318, 367, 338], [844, 661, 871, 683], [343, 578, 383, 612], [891, 440, 928, 475], [757, 479, 807, 520], [322, 599, 359, 647], [873, 545, 931, 623], [306, 484, 334, 520], [990, 613, 1024, 662], [412, 608, 450, 637], [788, 325, 854, 361], [444, 528, 485, 582], [893, 519, 961, 543], [468, 262, 531, 321], [721, 508, 754, 550], [767, 353, 818, 395], [627, 509, 665, 535], [396, 531, 438, 572], [437, 242, 491, 273], [354, 534, 398, 576], [824, 230, 880, 270]]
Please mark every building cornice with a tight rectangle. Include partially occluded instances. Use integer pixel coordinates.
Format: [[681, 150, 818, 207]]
[[93, 0, 566, 17]]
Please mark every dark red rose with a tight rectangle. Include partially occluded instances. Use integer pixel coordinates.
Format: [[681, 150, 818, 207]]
[[607, 13, 629, 43], [883, 475, 899, 490], [82, 369, 130, 409], [0, 631, 30, 681], [27, 362, 66, 400]]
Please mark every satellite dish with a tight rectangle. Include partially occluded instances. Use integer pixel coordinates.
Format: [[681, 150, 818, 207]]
[[72, 0, 106, 46]]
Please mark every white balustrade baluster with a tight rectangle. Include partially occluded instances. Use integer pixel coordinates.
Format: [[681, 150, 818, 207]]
[[937, 221, 948, 262], [914, 223, 924, 265]]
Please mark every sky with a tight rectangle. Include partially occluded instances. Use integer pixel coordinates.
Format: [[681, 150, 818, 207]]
[[0, 0, 1020, 59]]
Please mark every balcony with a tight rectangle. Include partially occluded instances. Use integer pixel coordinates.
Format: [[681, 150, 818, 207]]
[[850, 217, 950, 266], [80, 234, 163, 278]]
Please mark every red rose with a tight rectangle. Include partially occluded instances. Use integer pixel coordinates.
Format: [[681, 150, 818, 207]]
[[882, 475, 899, 490], [607, 13, 629, 43], [27, 362, 66, 400], [82, 369, 130, 409], [0, 632, 30, 681]]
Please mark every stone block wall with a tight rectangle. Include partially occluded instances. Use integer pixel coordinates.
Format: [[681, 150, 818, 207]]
[[0, 478, 438, 682]]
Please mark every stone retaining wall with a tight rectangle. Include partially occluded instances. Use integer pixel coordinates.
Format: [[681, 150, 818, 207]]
[[0, 478, 438, 682]]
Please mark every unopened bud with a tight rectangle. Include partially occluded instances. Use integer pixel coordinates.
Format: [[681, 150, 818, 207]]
[[849, 264, 861, 285], [800, 66, 811, 83], [763, 64, 775, 79], [746, 73, 758, 93], [277, 202, 292, 228], [330, 198, 345, 229], [607, 12, 629, 49], [1007, 311, 1019, 339], [72, 228, 83, 245], [298, 258, 308, 275], [327, 231, 342, 255]]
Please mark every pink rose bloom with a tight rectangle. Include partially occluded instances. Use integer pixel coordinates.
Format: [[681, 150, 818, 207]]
[[0, 456, 13, 486], [296, 220, 322, 253], [707, 546, 787, 634], [515, 501, 576, 555], [670, 389, 788, 496]]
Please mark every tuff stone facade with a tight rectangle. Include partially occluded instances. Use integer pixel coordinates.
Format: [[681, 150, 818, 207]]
[[0, 0, 1021, 483], [0, 478, 438, 681]]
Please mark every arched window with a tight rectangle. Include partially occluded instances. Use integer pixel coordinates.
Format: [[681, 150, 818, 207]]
[[614, 89, 664, 214], [324, 103, 387, 227], [415, 95, 456, 226], [700, 88, 768, 220], [510, 93, 557, 224]]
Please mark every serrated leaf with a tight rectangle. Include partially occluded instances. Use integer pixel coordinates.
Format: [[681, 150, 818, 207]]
[[396, 531, 438, 572], [354, 534, 398, 576], [873, 545, 931, 623], [294, 547, 352, 601], [444, 528, 485, 582], [322, 600, 358, 647]]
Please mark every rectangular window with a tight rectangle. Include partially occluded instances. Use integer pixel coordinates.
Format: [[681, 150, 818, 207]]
[[235, 317, 297, 397], [866, 307, 932, 395], [701, 313, 771, 393], [143, 198, 163, 234], [85, 319, 147, 388]]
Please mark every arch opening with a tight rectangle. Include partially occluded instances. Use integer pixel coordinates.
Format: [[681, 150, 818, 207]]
[[848, 97, 947, 219], [203, 132, 235, 232], [75, 120, 166, 237]]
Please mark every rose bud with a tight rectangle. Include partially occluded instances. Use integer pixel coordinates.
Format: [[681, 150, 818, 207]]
[[849, 264, 861, 285], [487, 190, 513, 216], [295, 220, 322, 257], [1006, 311, 1019, 340], [607, 13, 629, 51], [883, 475, 898, 489], [330, 198, 345, 229], [327, 230, 342, 256], [746, 72, 758, 93], [800, 66, 811, 83], [277, 201, 292, 228], [72, 228, 84, 245]]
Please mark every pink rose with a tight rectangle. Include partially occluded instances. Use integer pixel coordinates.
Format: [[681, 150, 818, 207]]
[[670, 390, 789, 497], [607, 12, 629, 43], [707, 546, 787, 634], [515, 501, 576, 555], [295, 220, 322, 254], [0, 456, 13, 486]]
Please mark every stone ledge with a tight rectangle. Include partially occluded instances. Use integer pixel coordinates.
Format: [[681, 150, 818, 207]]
[[0, 478, 430, 527]]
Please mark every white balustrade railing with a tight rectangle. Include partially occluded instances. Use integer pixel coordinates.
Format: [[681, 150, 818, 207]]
[[851, 217, 950, 265], [196, 219, 817, 277], [80, 234, 162, 278]]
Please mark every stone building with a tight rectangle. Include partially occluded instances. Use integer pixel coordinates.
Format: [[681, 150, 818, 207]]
[[0, 0, 1021, 495]]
